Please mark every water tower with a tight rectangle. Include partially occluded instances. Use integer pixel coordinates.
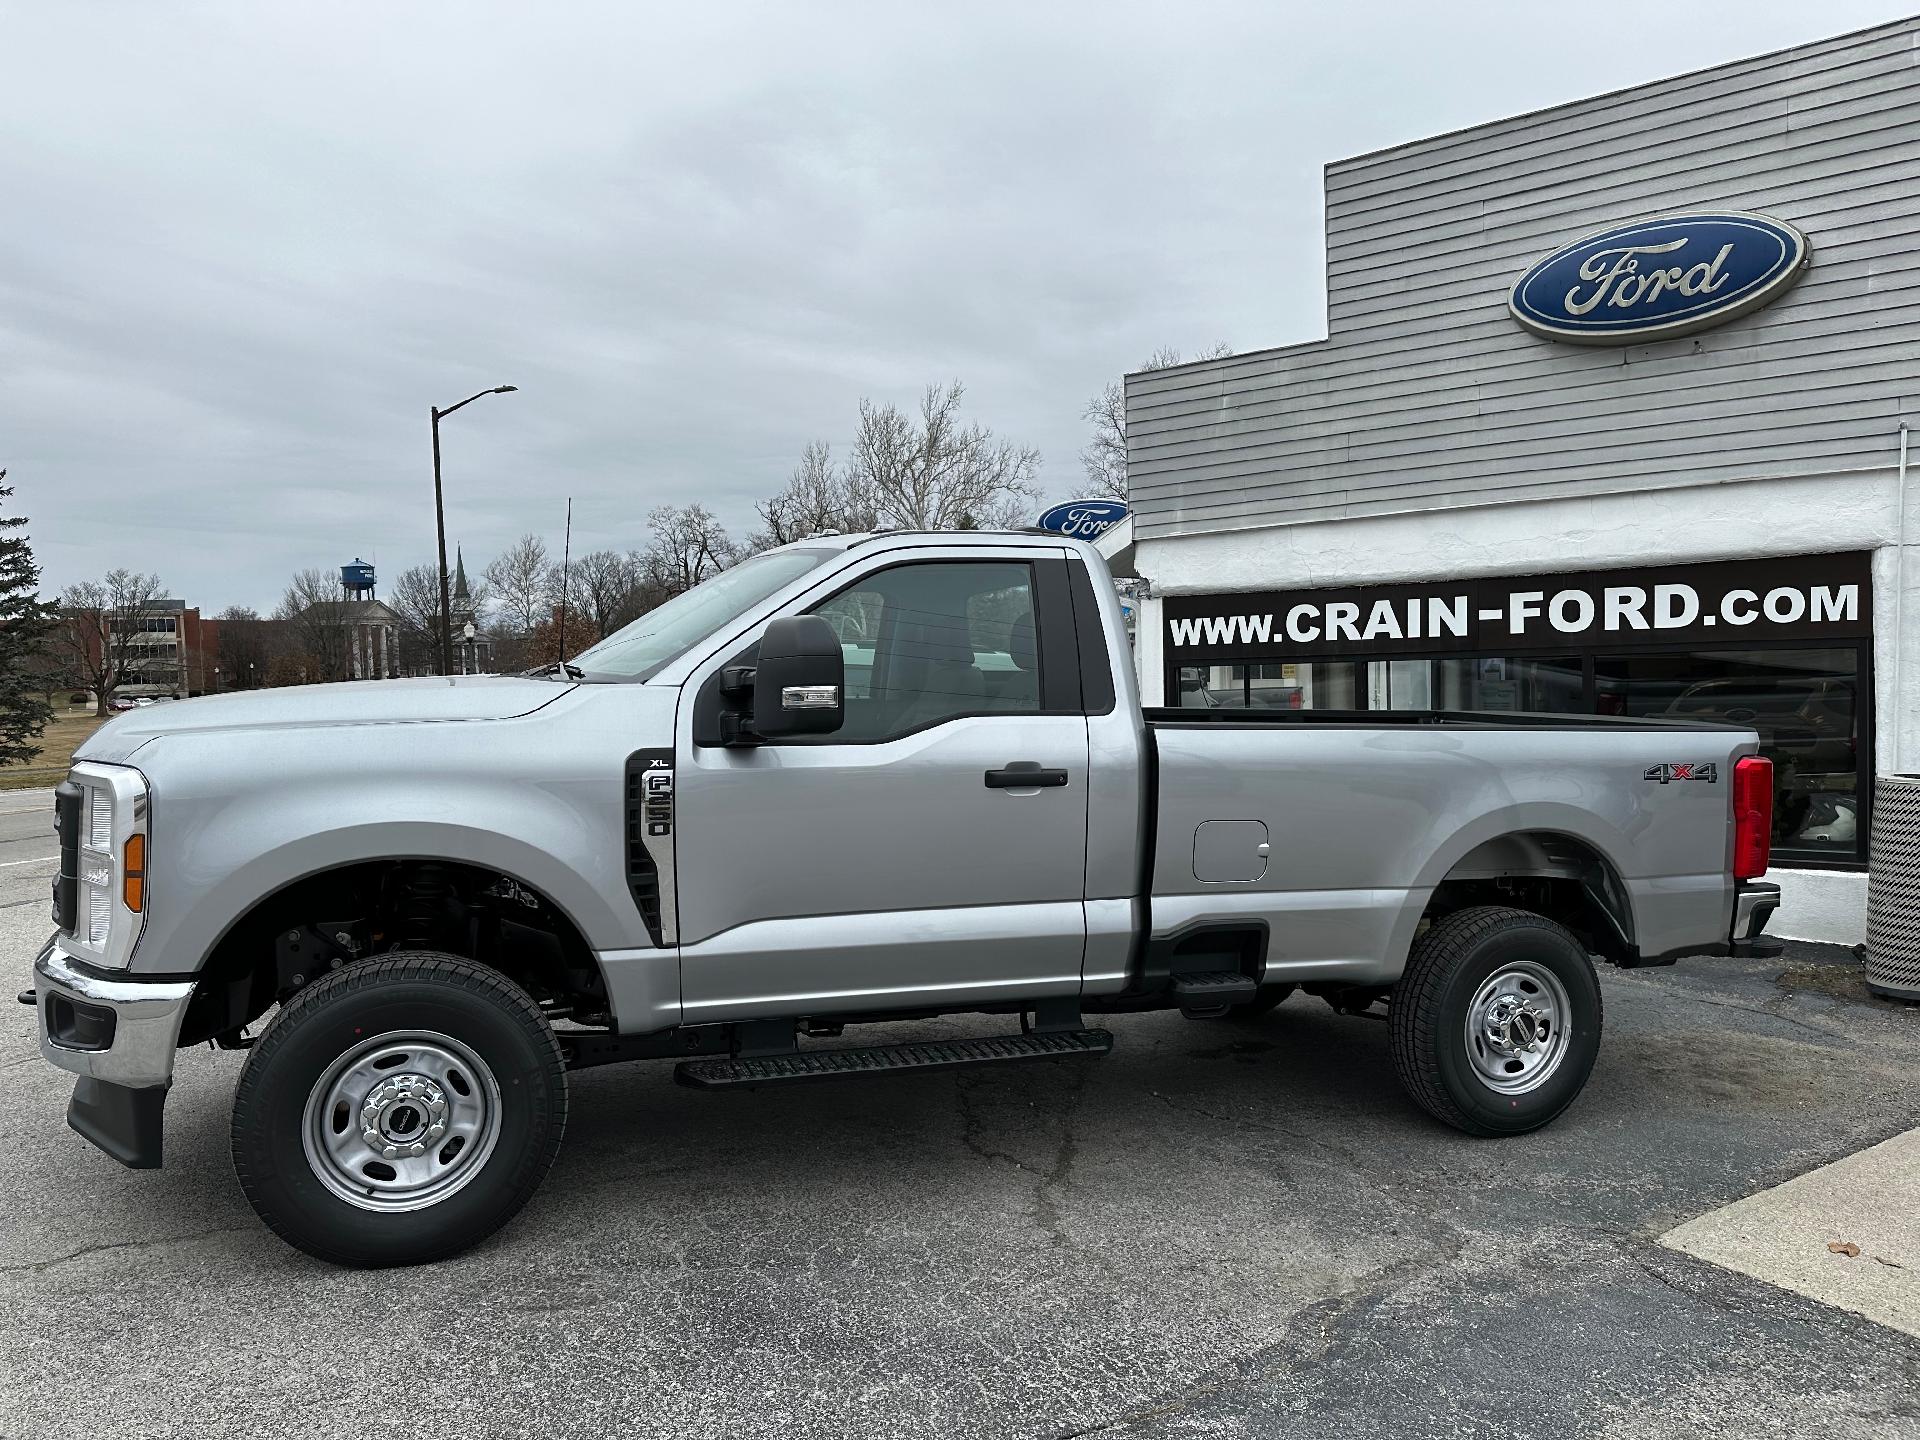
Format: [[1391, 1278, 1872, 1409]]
[[341, 559, 376, 601]]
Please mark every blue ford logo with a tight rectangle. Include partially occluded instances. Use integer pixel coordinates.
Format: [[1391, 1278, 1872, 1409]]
[[1036, 498, 1129, 539], [1509, 212, 1809, 344]]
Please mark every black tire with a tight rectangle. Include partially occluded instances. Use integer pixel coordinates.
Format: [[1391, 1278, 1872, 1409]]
[[1206, 983, 1296, 1019], [231, 952, 567, 1267], [1389, 907, 1602, 1136]]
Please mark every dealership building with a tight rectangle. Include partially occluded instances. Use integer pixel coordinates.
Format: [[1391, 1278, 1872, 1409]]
[[1111, 18, 1920, 945]]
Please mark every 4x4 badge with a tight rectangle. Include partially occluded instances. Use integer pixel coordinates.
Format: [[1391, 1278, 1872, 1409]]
[[1644, 763, 1719, 784]]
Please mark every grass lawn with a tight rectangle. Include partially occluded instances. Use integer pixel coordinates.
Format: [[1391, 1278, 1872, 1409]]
[[0, 710, 110, 791]]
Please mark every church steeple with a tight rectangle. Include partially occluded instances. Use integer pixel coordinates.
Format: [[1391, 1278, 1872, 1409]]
[[453, 545, 470, 603]]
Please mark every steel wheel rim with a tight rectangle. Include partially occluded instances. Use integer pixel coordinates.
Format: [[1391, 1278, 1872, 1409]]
[[1463, 960, 1572, 1095], [301, 1029, 502, 1213]]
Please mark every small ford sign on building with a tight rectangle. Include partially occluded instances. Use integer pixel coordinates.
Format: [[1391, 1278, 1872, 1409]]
[[1036, 498, 1129, 540], [1508, 212, 1810, 344]]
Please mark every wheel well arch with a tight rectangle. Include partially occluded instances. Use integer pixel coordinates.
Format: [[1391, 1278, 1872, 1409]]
[[1420, 829, 1637, 966], [178, 856, 608, 1046]]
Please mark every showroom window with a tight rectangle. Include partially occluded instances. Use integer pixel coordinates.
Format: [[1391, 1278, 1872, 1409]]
[[1174, 661, 1360, 710], [1593, 647, 1862, 864]]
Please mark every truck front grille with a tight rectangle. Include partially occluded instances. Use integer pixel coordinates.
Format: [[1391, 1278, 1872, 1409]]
[[624, 758, 665, 948], [51, 779, 81, 934]]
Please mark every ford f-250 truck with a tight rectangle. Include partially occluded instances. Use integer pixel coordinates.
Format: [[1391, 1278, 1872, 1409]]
[[27, 531, 1783, 1267]]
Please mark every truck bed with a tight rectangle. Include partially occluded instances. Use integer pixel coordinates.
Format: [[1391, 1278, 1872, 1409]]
[[1142, 709, 1760, 988]]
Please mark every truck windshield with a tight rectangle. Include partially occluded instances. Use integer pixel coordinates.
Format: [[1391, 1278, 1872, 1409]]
[[568, 547, 835, 680]]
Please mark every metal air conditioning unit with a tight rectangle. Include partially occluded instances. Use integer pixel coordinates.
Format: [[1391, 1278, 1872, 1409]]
[[1867, 774, 1920, 1001]]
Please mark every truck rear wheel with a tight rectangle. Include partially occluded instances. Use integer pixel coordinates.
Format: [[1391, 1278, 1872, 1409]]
[[1390, 906, 1602, 1136], [230, 952, 567, 1267]]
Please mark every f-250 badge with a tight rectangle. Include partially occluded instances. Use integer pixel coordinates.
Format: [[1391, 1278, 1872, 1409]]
[[1644, 763, 1719, 784]]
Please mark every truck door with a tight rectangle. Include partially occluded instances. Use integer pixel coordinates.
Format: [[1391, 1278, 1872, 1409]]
[[673, 549, 1091, 1022]]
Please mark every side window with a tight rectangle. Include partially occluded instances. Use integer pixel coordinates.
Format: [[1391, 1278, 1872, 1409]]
[[812, 562, 1040, 741]]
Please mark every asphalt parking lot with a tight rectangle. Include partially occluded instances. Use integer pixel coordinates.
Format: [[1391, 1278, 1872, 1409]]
[[2, 784, 1918, 1440]]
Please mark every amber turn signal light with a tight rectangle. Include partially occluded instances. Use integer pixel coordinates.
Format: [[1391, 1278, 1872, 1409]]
[[123, 833, 145, 912]]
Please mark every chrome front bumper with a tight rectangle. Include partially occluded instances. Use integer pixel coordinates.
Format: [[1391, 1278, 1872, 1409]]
[[34, 937, 194, 1090]]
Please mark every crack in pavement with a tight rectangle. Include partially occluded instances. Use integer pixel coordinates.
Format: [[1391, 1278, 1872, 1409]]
[[954, 1065, 1090, 1250], [1615, 975, 1854, 1042], [1046, 1225, 1476, 1439], [1, 1224, 258, 1276]]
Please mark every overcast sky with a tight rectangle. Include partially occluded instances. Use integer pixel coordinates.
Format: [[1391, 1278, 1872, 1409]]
[[4, 1, 1912, 612]]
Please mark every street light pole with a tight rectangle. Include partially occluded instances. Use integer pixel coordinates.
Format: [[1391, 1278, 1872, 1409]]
[[430, 384, 519, 675]]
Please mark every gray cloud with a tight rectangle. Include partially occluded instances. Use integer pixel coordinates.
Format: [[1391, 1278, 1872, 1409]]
[[3, 0, 1908, 610]]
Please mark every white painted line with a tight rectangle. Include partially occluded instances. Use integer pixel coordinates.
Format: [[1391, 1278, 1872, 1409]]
[[1661, 1128, 1920, 1339], [0, 855, 55, 867]]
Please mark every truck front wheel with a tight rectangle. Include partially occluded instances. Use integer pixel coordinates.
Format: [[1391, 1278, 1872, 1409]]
[[1389, 906, 1602, 1136], [230, 952, 567, 1267]]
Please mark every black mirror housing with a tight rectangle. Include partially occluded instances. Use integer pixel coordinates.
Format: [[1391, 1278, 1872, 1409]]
[[752, 615, 845, 738]]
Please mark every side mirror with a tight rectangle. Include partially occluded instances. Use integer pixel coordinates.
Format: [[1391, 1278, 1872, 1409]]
[[750, 615, 844, 739]]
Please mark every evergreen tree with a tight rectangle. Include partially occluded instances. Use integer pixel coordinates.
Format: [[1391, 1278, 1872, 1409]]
[[0, 476, 58, 766]]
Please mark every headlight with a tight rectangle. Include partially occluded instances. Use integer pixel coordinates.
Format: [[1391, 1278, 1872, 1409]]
[[87, 885, 112, 946], [64, 761, 149, 969], [88, 789, 112, 850]]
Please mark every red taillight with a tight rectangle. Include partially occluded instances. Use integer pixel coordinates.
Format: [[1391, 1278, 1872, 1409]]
[[1733, 755, 1773, 880]]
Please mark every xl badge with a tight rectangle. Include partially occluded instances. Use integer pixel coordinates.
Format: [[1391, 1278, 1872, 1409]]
[[1644, 763, 1719, 784]]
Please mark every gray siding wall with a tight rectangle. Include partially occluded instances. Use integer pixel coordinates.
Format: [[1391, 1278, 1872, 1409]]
[[1127, 19, 1920, 541]]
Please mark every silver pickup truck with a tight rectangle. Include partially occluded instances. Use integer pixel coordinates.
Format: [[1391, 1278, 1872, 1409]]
[[27, 531, 1782, 1266]]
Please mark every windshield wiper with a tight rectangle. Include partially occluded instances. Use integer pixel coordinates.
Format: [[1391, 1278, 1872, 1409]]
[[524, 661, 586, 680]]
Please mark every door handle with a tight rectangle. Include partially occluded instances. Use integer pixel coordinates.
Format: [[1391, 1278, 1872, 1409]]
[[984, 764, 1069, 789]]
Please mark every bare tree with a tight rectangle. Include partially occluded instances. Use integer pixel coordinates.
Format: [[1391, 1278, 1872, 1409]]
[[215, 605, 270, 689], [484, 534, 550, 638], [1081, 344, 1232, 500], [55, 569, 168, 715], [568, 549, 647, 637], [388, 563, 443, 665], [751, 441, 879, 549], [275, 568, 353, 683], [847, 381, 1041, 531], [386, 564, 440, 651], [638, 504, 735, 599], [387, 560, 492, 673]]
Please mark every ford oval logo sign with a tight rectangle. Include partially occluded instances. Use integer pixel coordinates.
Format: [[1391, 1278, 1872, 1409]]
[[1509, 211, 1809, 345], [1036, 498, 1129, 539]]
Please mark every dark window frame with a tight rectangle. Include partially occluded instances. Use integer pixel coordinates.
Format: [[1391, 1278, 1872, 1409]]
[[694, 555, 1086, 749]]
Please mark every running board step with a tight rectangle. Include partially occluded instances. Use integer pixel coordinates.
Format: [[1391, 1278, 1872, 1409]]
[[1170, 970, 1257, 1017], [675, 1028, 1114, 1089]]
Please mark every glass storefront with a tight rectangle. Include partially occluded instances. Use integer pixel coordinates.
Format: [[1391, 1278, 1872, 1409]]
[[1595, 647, 1861, 861], [1175, 661, 1358, 710]]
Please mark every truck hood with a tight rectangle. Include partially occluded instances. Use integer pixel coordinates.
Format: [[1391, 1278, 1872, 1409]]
[[77, 675, 574, 765]]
